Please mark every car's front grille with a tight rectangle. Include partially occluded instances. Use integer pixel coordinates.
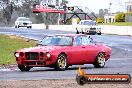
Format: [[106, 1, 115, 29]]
[[23, 23, 27, 25], [90, 28, 96, 30], [25, 52, 39, 60]]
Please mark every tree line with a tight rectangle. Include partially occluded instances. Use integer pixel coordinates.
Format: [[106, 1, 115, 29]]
[[0, 0, 67, 26]]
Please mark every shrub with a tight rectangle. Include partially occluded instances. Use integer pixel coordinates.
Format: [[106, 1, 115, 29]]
[[96, 18, 104, 23], [115, 13, 125, 22]]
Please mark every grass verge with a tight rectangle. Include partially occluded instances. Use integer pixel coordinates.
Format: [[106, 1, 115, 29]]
[[100, 22, 132, 26], [0, 34, 36, 65]]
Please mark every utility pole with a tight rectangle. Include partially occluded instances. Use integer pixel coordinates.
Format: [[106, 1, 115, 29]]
[[58, 0, 61, 25], [109, 3, 112, 13]]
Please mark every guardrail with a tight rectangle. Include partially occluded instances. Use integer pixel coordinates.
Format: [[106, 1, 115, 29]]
[[32, 24, 132, 36]]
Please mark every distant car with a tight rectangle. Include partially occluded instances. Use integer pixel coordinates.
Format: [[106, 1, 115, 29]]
[[14, 34, 111, 71], [76, 20, 101, 35], [15, 17, 32, 28]]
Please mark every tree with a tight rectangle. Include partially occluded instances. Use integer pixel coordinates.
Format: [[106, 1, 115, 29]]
[[115, 13, 125, 22], [99, 9, 108, 18], [0, 0, 15, 25]]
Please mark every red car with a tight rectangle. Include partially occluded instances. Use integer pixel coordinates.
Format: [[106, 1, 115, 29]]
[[14, 34, 111, 71]]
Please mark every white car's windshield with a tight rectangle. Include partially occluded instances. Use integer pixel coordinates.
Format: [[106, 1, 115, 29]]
[[17, 18, 30, 21], [39, 36, 72, 46], [81, 21, 96, 25]]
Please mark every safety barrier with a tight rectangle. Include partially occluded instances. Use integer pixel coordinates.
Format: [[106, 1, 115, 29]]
[[32, 24, 132, 36]]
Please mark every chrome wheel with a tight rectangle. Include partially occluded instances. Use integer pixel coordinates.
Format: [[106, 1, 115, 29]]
[[58, 57, 66, 69], [94, 52, 105, 68], [54, 54, 67, 71]]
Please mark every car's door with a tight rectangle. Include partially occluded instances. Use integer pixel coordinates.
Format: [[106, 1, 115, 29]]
[[82, 36, 99, 63], [68, 36, 87, 65]]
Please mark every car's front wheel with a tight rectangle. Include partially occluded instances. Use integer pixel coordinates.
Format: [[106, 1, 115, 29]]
[[18, 64, 31, 71], [54, 54, 67, 71], [93, 52, 105, 68], [27, 26, 32, 28]]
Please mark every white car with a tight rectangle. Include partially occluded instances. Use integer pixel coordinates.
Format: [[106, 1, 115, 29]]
[[15, 17, 32, 28], [76, 20, 101, 35]]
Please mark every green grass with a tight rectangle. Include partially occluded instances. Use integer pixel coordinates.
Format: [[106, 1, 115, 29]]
[[100, 22, 132, 26], [0, 34, 36, 65]]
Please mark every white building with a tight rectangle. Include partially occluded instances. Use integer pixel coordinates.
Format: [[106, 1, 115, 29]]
[[125, 0, 132, 22], [125, 0, 132, 12], [104, 14, 117, 23]]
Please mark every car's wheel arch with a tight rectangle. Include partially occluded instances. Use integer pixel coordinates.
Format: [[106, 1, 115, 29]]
[[58, 52, 67, 61], [60, 52, 67, 56], [97, 51, 105, 57], [53, 52, 67, 63], [93, 51, 105, 61]]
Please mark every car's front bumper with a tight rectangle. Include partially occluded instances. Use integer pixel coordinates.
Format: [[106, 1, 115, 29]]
[[15, 52, 54, 67]]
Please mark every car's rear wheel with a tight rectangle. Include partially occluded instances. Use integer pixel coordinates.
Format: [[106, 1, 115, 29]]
[[18, 64, 31, 71], [54, 54, 67, 71], [76, 30, 79, 34], [98, 32, 101, 35], [15, 26, 17, 28], [93, 52, 105, 68], [82, 31, 84, 34]]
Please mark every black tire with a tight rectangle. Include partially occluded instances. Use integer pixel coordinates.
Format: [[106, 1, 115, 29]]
[[27, 26, 32, 28], [15, 26, 17, 28], [93, 52, 105, 68], [82, 31, 84, 34], [18, 26, 19, 28], [18, 64, 31, 71], [98, 32, 101, 35], [76, 75, 86, 86], [54, 54, 67, 71], [76, 30, 79, 34]]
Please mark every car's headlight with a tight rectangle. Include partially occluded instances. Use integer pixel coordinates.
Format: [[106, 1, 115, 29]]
[[46, 52, 51, 58], [19, 22, 22, 25], [15, 22, 19, 25], [15, 52, 19, 57]]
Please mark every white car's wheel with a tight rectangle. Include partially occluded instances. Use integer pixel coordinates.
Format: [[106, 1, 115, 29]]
[[15, 26, 17, 28], [98, 32, 101, 35]]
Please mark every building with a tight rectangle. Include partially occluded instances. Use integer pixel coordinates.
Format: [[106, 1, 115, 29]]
[[125, 0, 132, 12], [125, 0, 132, 22], [104, 14, 117, 23]]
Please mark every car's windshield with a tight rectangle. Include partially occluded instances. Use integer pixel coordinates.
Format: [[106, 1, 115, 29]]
[[17, 18, 30, 21], [39, 36, 72, 46], [81, 21, 96, 25]]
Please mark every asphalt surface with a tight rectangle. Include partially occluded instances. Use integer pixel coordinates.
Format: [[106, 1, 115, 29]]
[[0, 27, 132, 80]]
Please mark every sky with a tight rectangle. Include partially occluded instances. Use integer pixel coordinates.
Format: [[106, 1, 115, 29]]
[[67, 0, 131, 13]]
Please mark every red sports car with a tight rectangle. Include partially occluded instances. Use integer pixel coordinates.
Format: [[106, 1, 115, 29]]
[[14, 34, 111, 71]]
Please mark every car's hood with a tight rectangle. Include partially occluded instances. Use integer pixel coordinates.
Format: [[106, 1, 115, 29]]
[[15, 21, 32, 23], [16, 46, 68, 53]]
